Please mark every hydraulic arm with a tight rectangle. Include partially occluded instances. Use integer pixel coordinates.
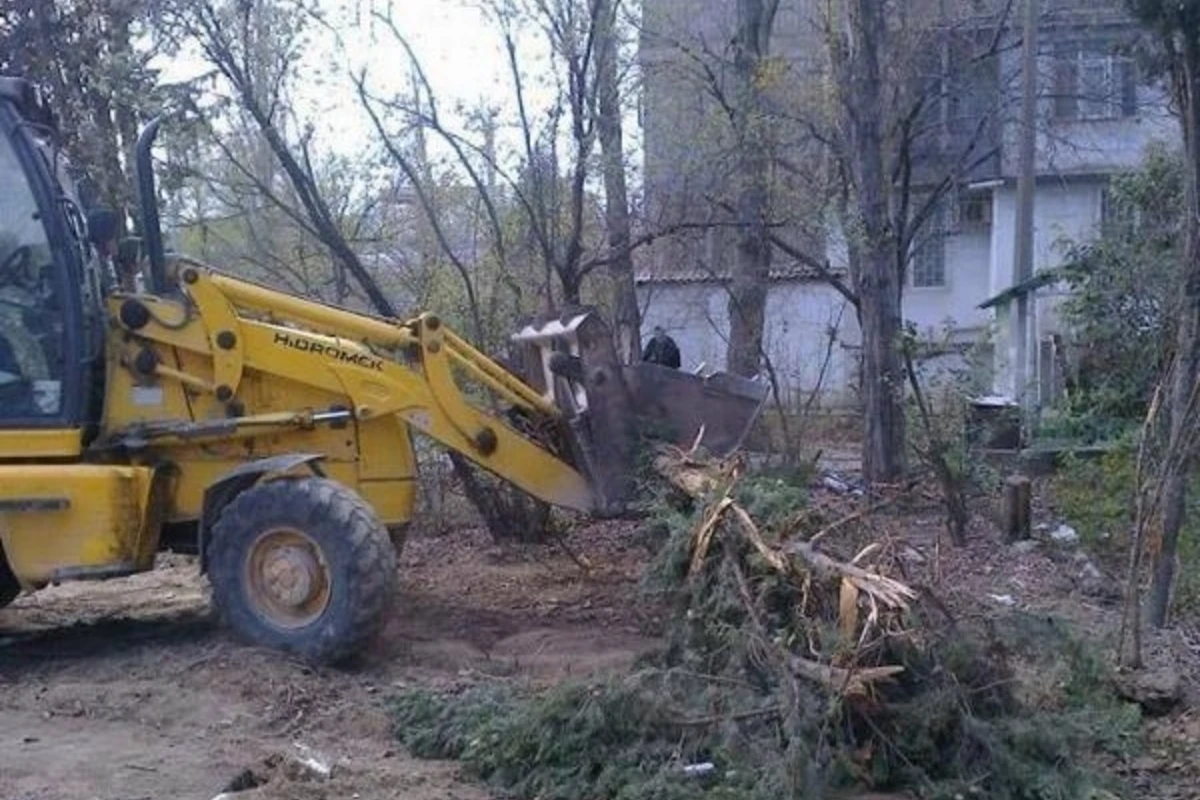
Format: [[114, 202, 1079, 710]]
[[101, 259, 605, 515]]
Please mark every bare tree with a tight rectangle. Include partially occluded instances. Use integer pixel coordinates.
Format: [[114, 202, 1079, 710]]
[[595, 0, 641, 361], [1128, 0, 1200, 627], [169, 142, 384, 304], [646, 0, 1014, 483], [726, 0, 780, 378], [161, 0, 398, 316], [358, 0, 673, 344], [832, 0, 907, 482], [812, 1, 1014, 483]]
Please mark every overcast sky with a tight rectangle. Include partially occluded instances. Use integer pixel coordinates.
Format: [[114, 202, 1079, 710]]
[[332, 0, 557, 161], [157, 0, 641, 183]]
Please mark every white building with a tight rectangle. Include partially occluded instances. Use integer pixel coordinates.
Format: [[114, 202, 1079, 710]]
[[636, 0, 1176, 409]]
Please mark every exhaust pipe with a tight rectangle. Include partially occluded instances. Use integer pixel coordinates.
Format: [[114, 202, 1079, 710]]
[[134, 116, 167, 294]]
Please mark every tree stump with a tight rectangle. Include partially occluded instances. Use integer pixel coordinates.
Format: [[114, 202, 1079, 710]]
[[1003, 474, 1032, 541]]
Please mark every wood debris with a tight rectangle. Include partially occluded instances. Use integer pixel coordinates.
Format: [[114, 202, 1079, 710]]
[[654, 444, 914, 691], [790, 656, 905, 698]]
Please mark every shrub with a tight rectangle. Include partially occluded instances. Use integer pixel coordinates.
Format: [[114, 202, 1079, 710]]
[[1052, 436, 1200, 612]]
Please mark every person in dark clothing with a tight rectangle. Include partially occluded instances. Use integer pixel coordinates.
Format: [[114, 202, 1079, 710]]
[[642, 325, 681, 368]]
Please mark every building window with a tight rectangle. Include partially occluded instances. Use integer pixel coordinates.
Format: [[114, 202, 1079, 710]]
[[911, 205, 947, 289], [1053, 38, 1137, 121], [954, 192, 993, 232]]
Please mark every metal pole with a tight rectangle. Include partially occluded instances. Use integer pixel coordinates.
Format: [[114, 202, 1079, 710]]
[[1013, 0, 1039, 428]]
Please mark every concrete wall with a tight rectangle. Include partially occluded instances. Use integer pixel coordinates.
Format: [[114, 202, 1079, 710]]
[[636, 281, 731, 375], [639, 218, 1004, 407], [906, 224, 994, 339], [638, 174, 1134, 407], [992, 27, 1176, 179], [638, 279, 860, 407], [986, 176, 1112, 397]]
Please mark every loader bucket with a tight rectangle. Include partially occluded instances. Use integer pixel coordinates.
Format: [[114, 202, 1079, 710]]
[[622, 361, 769, 457], [510, 311, 768, 515]]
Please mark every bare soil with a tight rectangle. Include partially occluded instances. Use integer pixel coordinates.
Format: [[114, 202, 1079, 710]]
[[2, 463, 1198, 800], [0, 521, 660, 800]]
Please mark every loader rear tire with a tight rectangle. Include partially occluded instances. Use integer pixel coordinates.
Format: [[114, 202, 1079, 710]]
[[207, 477, 397, 664]]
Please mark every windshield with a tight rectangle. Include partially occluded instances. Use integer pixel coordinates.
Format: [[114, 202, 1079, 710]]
[[0, 126, 64, 417], [0, 131, 53, 268]]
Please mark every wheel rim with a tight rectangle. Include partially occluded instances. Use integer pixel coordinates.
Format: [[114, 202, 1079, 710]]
[[244, 527, 332, 629]]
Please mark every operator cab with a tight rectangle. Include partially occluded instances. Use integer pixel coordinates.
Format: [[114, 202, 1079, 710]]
[[0, 77, 109, 440]]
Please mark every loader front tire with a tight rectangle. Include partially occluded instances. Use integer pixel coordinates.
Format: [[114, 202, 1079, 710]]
[[207, 477, 397, 664]]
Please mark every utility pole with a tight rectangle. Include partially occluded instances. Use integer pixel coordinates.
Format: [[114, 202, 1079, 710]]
[[1013, 0, 1039, 429]]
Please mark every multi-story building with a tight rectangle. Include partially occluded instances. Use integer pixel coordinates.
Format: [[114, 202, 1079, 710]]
[[636, 0, 1175, 408]]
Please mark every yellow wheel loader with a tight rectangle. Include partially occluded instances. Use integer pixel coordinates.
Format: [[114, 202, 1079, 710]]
[[0, 77, 767, 663]]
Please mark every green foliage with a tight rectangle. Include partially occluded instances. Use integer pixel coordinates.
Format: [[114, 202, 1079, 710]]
[[1052, 438, 1138, 555], [838, 611, 1140, 800], [390, 617, 1140, 800], [392, 683, 518, 760], [1056, 144, 1184, 427], [1178, 521, 1200, 615], [1035, 407, 1138, 447], [989, 613, 1143, 757], [392, 679, 778, 800], [1054, 436, 1200, 612], [732, 474, 809, 530]]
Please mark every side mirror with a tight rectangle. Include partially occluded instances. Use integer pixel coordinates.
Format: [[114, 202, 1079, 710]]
[[85, 208, 120, 254]]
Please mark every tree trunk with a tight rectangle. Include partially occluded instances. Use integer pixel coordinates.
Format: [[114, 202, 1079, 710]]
[[726, 0, 778, 378], [1149, 30, 1200, 627], [449, 451, 554, 543], [595, 0, 640, 363], [858, 252, 907, 482], [727, 125, 771, 377], [559, 269, 582, 308], [845, 0, 907, 484]]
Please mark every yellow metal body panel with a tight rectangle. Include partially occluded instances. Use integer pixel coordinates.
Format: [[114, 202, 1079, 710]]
[[103, 324, 419, 523], [0, 429, 82, 458], [0, 464, 157, 588]]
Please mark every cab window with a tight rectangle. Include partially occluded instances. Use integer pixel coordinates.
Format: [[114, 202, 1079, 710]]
[[0, 127, 64, 421]]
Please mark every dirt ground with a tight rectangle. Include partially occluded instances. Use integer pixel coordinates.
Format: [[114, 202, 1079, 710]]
[[2, 469, 1199, 800], [0, 521, 660, 800]]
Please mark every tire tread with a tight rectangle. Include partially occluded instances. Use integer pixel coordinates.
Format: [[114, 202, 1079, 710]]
[[207, 477, 397, 664]]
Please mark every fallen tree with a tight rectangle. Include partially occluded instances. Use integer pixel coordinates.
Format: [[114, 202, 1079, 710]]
[[392, 444, 1142, 799]]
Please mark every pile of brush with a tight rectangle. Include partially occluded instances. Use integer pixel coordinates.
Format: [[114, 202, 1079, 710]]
[[650, 443, 920, 701], [390, 443, 1130, 800], [640, 443, 1118, 798]]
